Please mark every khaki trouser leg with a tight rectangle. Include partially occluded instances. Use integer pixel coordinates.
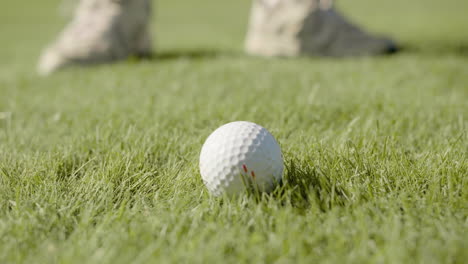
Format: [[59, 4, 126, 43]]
[[245, 0, 396, 57], [38, 0, 152, 75]]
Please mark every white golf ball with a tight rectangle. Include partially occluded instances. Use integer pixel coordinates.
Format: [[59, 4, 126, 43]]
[[199, 121, 284, 196]]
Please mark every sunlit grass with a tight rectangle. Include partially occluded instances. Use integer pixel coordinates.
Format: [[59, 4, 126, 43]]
[[0, 0, 467, 263]]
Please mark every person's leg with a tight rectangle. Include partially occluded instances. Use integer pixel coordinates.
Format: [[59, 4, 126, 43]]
[[245, 0, 397, 57], [38, 0, 152, 75], [39, 0, 397, 75]]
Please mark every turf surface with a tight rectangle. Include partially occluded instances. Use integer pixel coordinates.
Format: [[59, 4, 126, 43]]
[[1, 0, 467, 263]]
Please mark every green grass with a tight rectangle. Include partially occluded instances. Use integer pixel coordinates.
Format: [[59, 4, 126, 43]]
[[1, 0, 467, 263]]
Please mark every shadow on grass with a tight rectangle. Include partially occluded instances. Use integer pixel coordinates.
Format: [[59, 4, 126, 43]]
[[402, 42, 468, 57], [130, 42, 468, 65], [133, 49, 238, 62], [271, 158, 351, 212]]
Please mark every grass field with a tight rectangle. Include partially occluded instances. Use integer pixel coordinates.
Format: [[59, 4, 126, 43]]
[[1, 0, 467, 263]]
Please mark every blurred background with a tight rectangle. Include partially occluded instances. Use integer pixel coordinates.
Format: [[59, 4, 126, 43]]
[[1, 0, 467, 72]]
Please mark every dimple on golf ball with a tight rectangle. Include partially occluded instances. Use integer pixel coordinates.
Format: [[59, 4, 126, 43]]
[[199, 121, 284, 196]]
